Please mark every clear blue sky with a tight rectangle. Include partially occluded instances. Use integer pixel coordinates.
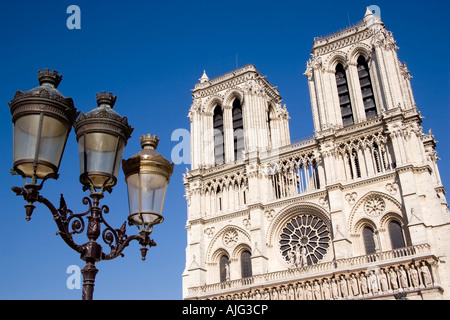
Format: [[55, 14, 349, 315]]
[[0, 0, 448, 300]]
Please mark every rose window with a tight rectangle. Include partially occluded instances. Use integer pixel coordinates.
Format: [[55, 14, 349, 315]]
[[364, 196, 386, 217], [279, 214, 331, 267], [223, 229, 238, 247]]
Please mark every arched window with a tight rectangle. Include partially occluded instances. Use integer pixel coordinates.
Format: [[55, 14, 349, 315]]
[[241, 250, 252, 278], [232, 98, 244, 161], [352, 149, 361, 179], [357, 56, 377, 120], [213, 105, 224, 165], [389, 220, 406, 249], [335, 63, 354, 126], [219, 255, 230, 282], [267, 104, 273, 149], [363, 226, 376, 255], [346, 149, 361, 180]]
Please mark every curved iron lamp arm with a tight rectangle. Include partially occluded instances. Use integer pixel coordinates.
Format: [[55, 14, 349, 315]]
[[11, 186, 156, 300]]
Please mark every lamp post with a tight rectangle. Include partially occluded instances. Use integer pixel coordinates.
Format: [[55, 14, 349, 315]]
[[9, 69, 173, 300]]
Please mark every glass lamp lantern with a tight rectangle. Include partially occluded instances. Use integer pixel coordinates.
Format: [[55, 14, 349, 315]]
[[9, 69, 78, 187], [122, 134, 174, 233], [74, 92, 133, 194]]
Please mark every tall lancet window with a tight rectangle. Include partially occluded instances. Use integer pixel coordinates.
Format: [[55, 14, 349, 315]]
[[335, 63, 354, 127], [363, 226, 376, 255], [267, 105, 273, 150], [388, 220, 406, 249], [241, 250, 252, 278], [232, 98, 244, 161], [213, 105, 225, 165], [357, 56, 377, 120]]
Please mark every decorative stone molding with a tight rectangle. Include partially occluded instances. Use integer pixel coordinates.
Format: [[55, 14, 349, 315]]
[[267, 202, 331, 246], [223, 229, 239, 247], [385, 182, 398, 195], [345, 192, 358, 205], [264, 209, 275, 221], [364, 196, 386, 217], [205, 227, 215, 238], [242, 217, 251, 229], [348, 191, 403, 233], [206, 225, 251, 264]]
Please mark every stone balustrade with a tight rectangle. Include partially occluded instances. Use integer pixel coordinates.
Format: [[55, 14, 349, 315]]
[[186, 244, 442, 300]]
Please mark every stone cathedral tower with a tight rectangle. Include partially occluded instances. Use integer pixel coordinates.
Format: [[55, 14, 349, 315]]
[[182, 8, 450, 300]]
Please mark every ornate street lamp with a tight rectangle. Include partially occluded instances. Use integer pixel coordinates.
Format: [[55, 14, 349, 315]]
[[123, 134, 174, 258], [9, 69, 172, 300], [74, 91, 133, 194], [9, 68, 78, 189]]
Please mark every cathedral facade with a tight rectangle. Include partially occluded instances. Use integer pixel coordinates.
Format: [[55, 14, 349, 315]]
[[182, 8, 450, 300]]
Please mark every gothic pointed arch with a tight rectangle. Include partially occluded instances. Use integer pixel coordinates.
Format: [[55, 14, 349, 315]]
[[380, 211, 409, 248], [232, 98, 244, 160], [348, 191, 404, 234], [206, 225, 251, 265], [325, 50, 348, 71], [357, 56, 378, 119], [267, 202, 331, 244], [204, 95, 224, 114], [213, 104, 225, 165], [231, 243, 253, 279], [223, 88, 244, 109], [210, 247, 231, 264], [347, 43, 373, 65], [335, 62, 354, 126], [266, 202, 332, 267]]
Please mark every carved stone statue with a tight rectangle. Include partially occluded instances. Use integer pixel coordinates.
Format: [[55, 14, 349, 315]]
[[389, 267, 399, 290], [301, 246, 308, 266], [379, 269, 389, 292], [340, 275, 348, 298], [409, 264, 419, 288], [360, 273, 369, 295], [225, 261, 230, 281], [263, 288, 271, 300], [399, 265, 409, 288], [288, 285, 295, 300], [295, 283, 304, 300], [295, 246, 301, 267], [420, 262, 433, 287], [369, 270, 379, 294], [313, 280, 322, 300], [305, 282, 313, 300], [271, 287, 279, 300], [331, 278, 339, 299], [349, 274, 359, 297], [280, 286, 287, 300], [322, 278, 331, 300], [289, 250, 296, 267]]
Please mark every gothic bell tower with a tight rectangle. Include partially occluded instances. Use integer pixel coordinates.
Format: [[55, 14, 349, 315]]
[[303, 7, 449, 257], [183, 65, 291, 297]]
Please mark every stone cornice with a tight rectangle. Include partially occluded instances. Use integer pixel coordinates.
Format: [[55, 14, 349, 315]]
[[192, 64, 281, 102], [395, 164, 432, 175], [312, 24, 374, 56], [187, 208, 251, 227], [186, 162, 247, 181], [263, 189, 328, 210], [338, 171, 397, 191]]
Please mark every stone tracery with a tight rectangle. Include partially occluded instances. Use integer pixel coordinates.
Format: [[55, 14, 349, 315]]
[[279, 214, 331, 267]]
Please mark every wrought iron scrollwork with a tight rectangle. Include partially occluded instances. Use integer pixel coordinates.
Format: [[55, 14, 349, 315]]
[[11, 185, 156, 299]]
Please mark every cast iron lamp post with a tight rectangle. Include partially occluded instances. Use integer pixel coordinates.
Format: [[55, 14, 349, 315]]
[[9, 69, 174, 300]]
